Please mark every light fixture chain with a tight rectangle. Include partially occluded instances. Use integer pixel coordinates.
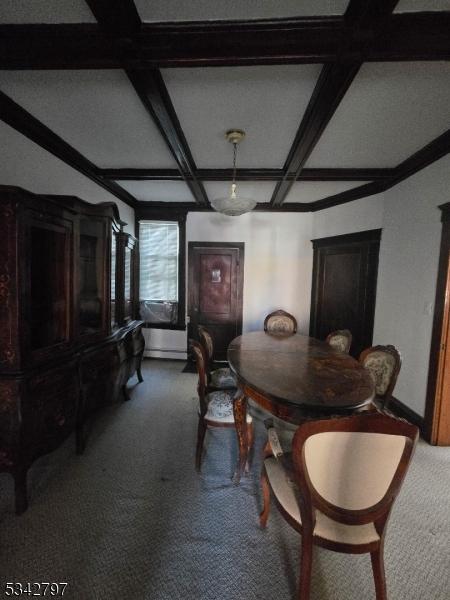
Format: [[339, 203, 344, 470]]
[[232, 141, 237, 184]]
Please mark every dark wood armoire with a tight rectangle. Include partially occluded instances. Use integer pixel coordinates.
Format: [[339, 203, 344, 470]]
[[0, 186, 145, 514]]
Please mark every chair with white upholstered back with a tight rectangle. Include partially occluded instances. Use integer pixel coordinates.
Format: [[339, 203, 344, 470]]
[[264, 310, 297, 334], [359, 345, 401, 410], [325, 329, 352, 354], [260, 413, 418, 600], [198, 325, 236, 390], [189, 339, 253, 471]]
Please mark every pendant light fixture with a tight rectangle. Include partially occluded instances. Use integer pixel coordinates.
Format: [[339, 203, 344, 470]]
[[210, 129, 257, 216]]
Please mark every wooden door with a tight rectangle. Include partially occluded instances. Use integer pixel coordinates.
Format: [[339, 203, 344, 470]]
[[309, 230, 381, 358], [188, 242, 244, 361], [425, 203, 450, 445]]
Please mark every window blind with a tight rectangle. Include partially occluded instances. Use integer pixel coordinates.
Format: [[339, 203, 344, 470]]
[[139, 221, 179, 302]]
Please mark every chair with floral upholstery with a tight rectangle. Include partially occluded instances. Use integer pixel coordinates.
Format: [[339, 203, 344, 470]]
[[264, 310, 297, 334], [325, 329, 352, 354], [198, 325, 236, 390], [189, 339, 253, 471], [260, 412, 418, 600], [359, 345, 402, 410]]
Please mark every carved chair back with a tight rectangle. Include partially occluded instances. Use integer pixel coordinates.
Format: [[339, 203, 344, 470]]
[[198, 325, 214, 367], [359, 345, 402, 405], [291, 413, 418, 538], [264, 310, 297, 334], [325, 329, 352, 354], [189, 339, 209, 415]]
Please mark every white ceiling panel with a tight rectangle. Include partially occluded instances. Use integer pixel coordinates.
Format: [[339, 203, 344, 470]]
[[203, 181, 277, 204], [0, 0, 95, 23], [135, 0, 349, 22], [116, 181, 195, 203], [395, 0, 450, 11], [306, 62, 450, 168], [163, 65, 321, 169], [285, 181, 369, 203], [0, 70, 177, 169]]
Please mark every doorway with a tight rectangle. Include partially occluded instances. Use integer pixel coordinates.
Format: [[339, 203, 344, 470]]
[[425, 203, 450, 445], [309, 229, 381, 358], [188, 242, 244, 361]]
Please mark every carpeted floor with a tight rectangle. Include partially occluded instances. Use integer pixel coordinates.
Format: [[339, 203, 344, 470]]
[[0, 359, 449, 600]]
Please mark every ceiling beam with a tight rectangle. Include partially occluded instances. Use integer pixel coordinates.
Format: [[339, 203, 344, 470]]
[[270, 62, 361, 206], [1, 13, 449, 69], [85, 0, 141, 35], [389, 129, 450, 187], [0, 91, 138, 209], [309, 181, 386, 211], [129, 130, 450, 214], [309, 129, 450, 211], [270, 0, 401, 208], [87, 0, 209, 208], [101, 167, 392, 182], [104, 168, 184, 181], [126, 69, 210, 206]]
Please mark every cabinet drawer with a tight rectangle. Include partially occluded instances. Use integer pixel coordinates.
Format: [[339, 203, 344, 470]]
[[24, 363, 79, 456], [80, 346, 120, 413]]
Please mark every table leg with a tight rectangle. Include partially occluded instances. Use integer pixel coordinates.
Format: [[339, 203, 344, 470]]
[[233, 392, 248, 484]]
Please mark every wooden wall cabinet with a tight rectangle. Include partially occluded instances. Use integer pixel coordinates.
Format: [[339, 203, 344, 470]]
[[0, 186, 144, 514]]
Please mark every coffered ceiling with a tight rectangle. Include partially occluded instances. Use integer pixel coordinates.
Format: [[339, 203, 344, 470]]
[[0, 0, 448, 213]]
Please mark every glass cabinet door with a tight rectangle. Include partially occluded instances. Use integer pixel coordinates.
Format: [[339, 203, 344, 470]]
[[111, 232, 117, 329], [124, 246, 132, 321], [79, 219, 105, 335], [30, 219, 71, 352]]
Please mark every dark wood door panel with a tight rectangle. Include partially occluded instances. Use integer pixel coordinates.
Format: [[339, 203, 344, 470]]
[[318, 250, 362, 338], [310, 230, 381, 358], [199, 253, 233, 318], [188, 242, 244, 361]]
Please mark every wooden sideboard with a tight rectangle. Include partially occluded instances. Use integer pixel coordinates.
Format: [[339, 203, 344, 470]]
[[0, 186, 144, 514]]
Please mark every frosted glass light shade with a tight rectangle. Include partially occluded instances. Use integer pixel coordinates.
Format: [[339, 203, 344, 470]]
[[210, 196, 257, 216]]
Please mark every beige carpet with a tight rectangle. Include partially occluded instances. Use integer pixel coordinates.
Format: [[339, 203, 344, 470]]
[[0, 359, 449, 599]]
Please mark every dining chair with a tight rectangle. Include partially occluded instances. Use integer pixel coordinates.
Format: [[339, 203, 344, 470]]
[[264, 309, 297, 334], [359, 345, 402, 410], [198, 325, 236, 390], [189, 339, 253, 471], [260, 412, 418, 600], [325, 329, 352, 353]]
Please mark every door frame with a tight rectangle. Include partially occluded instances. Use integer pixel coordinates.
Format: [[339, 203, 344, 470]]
[[187, 241, 245, 356], [424, 202, 450, 444]]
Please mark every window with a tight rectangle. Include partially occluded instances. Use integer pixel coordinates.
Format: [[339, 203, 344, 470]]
[[138, 220, 185, 328]]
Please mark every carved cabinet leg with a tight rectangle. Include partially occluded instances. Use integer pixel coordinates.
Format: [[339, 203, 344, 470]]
[[76, 422, 86, 455], [136, 350, 144, 383], [122, 385, 130, 402], [14, 467, 28, 515], [233, 392, 248, 483]]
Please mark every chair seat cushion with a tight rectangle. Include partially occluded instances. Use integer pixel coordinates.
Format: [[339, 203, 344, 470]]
[[210, 367, 236, 389], [264, 456, 380, 546], [205, 390, 253, 424]]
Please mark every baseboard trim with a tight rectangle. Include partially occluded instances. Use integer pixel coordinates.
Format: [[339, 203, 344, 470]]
[[144, 348, 187, 360], [389, 396, 425, 433]]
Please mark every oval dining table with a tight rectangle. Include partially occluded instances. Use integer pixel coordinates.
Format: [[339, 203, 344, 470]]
[[227, 331, 375, 481]]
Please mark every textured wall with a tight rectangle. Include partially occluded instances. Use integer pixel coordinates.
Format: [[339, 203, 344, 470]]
[[373, 156, 449, 416], [144, 211, 314, 358]]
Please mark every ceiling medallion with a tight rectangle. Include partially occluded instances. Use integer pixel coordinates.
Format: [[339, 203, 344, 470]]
[[210, 129, 257, 216]]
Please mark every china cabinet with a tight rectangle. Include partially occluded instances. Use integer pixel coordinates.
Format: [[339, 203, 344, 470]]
[[0, 185, 144, 514]]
